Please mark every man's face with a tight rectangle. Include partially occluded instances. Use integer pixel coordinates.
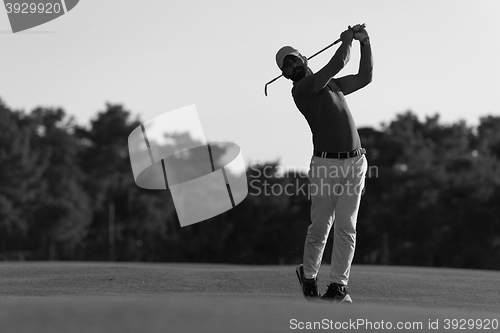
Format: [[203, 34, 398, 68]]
[[281, 55, 307, 82]]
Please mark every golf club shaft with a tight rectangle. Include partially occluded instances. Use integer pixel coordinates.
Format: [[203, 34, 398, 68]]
[[264, 38, 340, 96], [307, 38, 341, 61], [265, 24, 365, 96]]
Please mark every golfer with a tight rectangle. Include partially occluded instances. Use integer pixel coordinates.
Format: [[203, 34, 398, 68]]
[[276, 24, 372, 303]]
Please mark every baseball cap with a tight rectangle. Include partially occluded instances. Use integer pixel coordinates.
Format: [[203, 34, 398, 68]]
[[276, 46, 300, 69]]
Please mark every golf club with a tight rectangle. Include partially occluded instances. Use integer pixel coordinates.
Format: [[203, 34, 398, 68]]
[[264, 24, 365, 96]]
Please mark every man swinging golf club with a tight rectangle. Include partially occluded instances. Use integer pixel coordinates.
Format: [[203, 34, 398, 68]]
[[275, 24, 372, 303]]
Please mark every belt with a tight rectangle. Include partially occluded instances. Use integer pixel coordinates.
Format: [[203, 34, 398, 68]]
[[313, 148, 366, 159]]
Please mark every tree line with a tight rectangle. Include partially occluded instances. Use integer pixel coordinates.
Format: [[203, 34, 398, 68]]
[[1, 97, 499, 269]]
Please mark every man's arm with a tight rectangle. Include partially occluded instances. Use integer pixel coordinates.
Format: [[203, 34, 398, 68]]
[[311, 28, 354, 93], [334, 30, 373, 96]]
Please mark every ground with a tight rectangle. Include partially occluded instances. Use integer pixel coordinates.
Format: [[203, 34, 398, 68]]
[[0, 262, 499, 332]]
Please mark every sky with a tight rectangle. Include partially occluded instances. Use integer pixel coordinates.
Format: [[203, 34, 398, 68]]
[[1, 0, 499, 170]]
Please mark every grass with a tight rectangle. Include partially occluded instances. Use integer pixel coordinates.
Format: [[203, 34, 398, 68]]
[[0, 262, 499, 332]]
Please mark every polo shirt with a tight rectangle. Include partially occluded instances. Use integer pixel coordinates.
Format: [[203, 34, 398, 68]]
[[292, 74, 361, 153]]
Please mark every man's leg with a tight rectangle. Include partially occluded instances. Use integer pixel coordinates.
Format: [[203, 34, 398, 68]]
[[303, 156, 343, 280], [329, 155, 367, 286]]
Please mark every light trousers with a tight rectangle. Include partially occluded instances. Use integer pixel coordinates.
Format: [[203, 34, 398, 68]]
[[303, 154, 368, 285]]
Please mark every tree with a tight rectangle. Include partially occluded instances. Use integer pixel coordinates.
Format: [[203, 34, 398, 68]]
[[27, 107, 92, 259], [0, 99, 46, 259]]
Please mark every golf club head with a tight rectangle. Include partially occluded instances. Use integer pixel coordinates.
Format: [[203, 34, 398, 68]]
[[264, 74, 283, 96]]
